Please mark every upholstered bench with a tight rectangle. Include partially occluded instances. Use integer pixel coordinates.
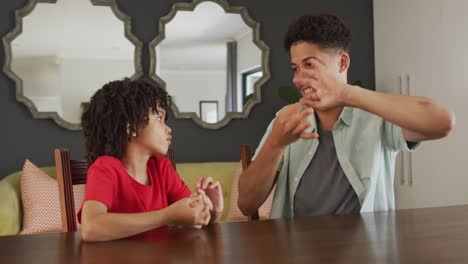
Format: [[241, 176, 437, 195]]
[[0, 161, 244, 236]]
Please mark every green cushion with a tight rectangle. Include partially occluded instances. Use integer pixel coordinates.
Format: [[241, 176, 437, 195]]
[[0, 166, 56, 236]]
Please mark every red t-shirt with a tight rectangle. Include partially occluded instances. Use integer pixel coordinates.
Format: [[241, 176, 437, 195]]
[[77, 155, 191, 223]]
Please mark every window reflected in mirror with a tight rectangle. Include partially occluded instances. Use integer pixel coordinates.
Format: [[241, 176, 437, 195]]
[[242, 67, 262, 106]]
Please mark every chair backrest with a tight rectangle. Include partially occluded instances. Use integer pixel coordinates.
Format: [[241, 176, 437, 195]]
[[240, 144, 260, 221], [55, 147, 177, 232], [55, 149, 88, 232]]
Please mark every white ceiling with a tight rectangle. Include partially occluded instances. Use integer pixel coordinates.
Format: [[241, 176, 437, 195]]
[[158, 1, 253, 70], [161, 1, 250, 47], [12, 0, 254, 69], [12, 0, 133, 60]]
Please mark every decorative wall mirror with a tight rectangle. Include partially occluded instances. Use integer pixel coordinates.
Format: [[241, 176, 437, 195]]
[[2, 0, 142, 130], [149, 0, 270, 129]]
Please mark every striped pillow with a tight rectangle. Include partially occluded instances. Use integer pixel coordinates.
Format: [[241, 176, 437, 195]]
[[19, 160, 84, 234]]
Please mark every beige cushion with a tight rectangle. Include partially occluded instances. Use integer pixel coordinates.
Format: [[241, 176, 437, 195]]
[[20, 160, 84, 234], [176, 162, 238, 221]]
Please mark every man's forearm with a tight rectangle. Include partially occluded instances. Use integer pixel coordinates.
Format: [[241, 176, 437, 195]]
[[345, 85, 455, 139], [209, 209, 222, 224], [237, 137, 284, 216]]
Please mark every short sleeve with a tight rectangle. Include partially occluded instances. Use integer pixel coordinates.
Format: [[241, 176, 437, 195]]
[[159, 158, 191, 205], [383, 119, 421, 152], [77, 160, 116, 223], [252, 118, 284, 172]]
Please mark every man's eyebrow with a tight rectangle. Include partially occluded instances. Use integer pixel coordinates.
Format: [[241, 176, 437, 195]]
[[291, 56, 321, 67], [302, 56, 320, 63]]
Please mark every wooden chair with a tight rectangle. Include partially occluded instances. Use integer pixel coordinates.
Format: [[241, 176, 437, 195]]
[[55, 149, 88, 232], [55, 147, 177, 232], [240, 144, 260, 220]]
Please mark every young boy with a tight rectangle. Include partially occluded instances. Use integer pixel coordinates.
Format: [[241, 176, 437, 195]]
[[78, 78, 223, 242]]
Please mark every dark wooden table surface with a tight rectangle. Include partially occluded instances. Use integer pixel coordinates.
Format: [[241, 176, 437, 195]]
[[1, 205, 468, 264]]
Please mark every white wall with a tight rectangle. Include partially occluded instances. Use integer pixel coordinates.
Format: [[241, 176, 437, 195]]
[[12, 56, 62, 114], [157, 30, 261, 118], [160, 69, 226, 120], [59, 58, 133, 123], [12, 56, 133, 124], [12, 56, 61, 97], [158, 42, 227, 121], [158, 44, 225, 70], [14, 36, 260, 124]]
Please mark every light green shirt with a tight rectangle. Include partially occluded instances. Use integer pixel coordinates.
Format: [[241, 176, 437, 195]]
[[253, 106, 418, 219]]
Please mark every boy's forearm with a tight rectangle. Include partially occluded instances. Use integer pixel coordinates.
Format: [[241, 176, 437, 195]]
[[345, 85, 454, 139], [82, 208, 173, 242]]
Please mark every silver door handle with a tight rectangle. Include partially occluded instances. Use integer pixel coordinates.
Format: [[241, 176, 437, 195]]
[[406, 74, 413, 186], [408, 152, 413, 186], [398, 75, 405, 185], [400, 152, 405, 185], [406, 74, 411, 95], [401, 152, 412, 187], [399, 75, 403, 95], [398, 75, 414, 186]]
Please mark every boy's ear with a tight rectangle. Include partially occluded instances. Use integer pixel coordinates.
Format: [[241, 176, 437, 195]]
[[127, 124, 137, 137]]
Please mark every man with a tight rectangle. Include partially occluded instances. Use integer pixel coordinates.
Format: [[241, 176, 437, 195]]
[[238, 14, 455, 218]]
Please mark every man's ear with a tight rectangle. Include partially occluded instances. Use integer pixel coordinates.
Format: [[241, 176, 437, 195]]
[[339, 51, 350, 73]]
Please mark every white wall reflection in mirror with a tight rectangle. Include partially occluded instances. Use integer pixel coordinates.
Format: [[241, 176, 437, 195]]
[[10, 0, 138, 125], [156, 1, 262, 124]]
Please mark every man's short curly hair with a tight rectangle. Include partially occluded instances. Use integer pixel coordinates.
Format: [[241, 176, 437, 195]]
[[81, 78, 169, 164], [284, 14, 352, 52]]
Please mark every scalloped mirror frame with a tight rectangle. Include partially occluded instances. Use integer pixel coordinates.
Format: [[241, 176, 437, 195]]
[[148, 0, 271, 130], [2, 0, 143, 130]]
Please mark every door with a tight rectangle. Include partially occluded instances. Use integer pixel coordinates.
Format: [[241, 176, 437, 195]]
[[374, 0, 468, 209]]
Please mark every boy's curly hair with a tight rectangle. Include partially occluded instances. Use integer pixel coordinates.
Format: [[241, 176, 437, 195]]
[[81, 78, 169, 164], [284, 14, 352, 52]]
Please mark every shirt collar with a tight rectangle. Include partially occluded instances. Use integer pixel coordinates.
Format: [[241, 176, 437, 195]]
[[338, 106, 353, 127]]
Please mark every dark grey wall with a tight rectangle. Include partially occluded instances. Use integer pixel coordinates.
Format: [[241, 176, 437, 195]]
[[0, 0, 374, 179]]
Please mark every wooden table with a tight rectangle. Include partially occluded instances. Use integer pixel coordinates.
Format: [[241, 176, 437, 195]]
[[1, 205, 468, 263]]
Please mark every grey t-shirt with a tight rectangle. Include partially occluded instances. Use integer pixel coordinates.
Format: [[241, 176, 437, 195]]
[[294, 123, 361, 217]]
